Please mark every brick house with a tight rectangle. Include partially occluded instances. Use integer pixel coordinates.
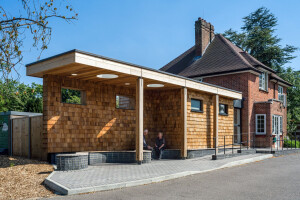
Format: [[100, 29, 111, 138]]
[[160, 18, 292, 148], [26, 50, 241, 162]]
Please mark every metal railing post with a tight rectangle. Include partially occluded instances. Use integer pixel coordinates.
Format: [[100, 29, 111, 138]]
[[271, 136, 272, 153], [232, 136, 234, 154], [253, 132, 255, 149], [240, 139, 242, 152], [295, 132, 297, 149], [224, 136, 225, 155], [277, 136, 279, 151], [214, 137, 217, 157], [247, 135, 249, 150]]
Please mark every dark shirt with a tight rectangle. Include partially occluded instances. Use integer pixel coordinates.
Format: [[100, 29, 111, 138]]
[[143, 135, 147, 148], [155, 137, 166, 149]]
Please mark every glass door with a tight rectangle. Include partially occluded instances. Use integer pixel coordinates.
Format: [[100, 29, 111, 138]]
[[273, 115, 282, 148]]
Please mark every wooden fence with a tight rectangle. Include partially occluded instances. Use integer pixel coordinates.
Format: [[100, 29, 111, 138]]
[[12, 116, 45, 160]]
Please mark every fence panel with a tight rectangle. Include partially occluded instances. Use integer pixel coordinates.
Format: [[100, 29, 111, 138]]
[[12, 117, 29, 157], [30, 116, 43, 160]]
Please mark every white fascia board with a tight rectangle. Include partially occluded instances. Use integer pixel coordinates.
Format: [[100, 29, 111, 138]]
[[75, 52, 142, 76], [27, 51, 242, 99], [26, 52, 76, 76], [141, 69, 185, 86]]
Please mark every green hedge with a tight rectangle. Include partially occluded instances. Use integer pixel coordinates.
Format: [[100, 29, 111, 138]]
[[284, 139, 300, 148]]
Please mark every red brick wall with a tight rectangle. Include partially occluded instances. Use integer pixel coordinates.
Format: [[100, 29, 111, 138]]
[[204, 71, 287, 145]]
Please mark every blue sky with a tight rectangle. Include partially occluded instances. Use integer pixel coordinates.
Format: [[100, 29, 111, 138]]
[[3, 0, 300, 85]]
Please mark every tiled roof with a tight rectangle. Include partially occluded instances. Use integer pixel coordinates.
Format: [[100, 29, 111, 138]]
[[160, 34, 280, 78], [270, 73, 292, 86]]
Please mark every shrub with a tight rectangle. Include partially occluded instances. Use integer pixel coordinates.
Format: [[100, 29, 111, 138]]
[[284, 139, 300, 148]]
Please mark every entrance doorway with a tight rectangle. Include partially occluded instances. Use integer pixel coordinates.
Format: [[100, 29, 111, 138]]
[[234, 108, 241, 144], [273, 115, 282, 149]]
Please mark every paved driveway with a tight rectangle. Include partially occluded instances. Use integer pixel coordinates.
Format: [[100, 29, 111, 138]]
[[46, 153, 300, 200]]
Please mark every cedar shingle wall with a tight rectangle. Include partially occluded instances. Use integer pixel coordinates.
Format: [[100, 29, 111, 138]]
[[44, 75, 234, 153], [187, 90, 234, 149], [44, 75, 136, 153], [144, 90, 182, 149]]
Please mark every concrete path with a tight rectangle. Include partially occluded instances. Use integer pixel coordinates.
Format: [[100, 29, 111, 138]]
[[45, 153, 272, 195], [46, 153, 300, 200]]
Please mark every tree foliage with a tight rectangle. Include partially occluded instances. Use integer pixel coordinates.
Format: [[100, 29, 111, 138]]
[[223, 7, 299, 134], [61, 88, 81, 104], [278, 68, 300, 133], [224, 7, 297, 72], [0, 79, 43, 113], [0, 0, 77, 80]]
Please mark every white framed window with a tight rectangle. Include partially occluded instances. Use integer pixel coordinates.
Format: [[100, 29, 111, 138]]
[[278, 85, 286, 106], [259, 72, 268, 91], [272, 115, 283, 135], [256, 114, 266, 135]]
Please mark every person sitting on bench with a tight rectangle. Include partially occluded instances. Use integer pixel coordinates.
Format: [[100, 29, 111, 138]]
[[155, 132, 165, 160], [143, 129, 153, 150]]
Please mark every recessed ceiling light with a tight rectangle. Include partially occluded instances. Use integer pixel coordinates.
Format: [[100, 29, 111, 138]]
[[147, 84, 164, 88], [125, 83, 130, 85], [97, 74, 118, 79], [71, 73, 77, 76]]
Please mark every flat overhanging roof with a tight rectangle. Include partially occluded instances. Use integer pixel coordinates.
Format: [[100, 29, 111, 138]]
[[26, 49, 242, 99]]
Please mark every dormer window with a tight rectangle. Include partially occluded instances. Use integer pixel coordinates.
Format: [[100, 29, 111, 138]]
[[259, 72, 268, 91]]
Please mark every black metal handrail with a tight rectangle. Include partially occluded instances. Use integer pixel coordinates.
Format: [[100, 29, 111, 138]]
[[212, 133, 256, 158], [262, 132, 299, 152]]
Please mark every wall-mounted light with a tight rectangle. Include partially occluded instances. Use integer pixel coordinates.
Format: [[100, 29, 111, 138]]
[[125, 83, 130, 86], [71, 74, 77, 76]]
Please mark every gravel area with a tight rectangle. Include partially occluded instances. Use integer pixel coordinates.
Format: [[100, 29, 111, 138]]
[[0, 155, 54, 200]]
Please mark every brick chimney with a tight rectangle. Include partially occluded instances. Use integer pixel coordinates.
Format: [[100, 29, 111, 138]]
[[195, 18, 214, 57]]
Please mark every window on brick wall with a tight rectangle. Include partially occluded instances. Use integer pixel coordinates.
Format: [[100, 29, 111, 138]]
[[278, 85, 286, 106], [256, 114, 266, 135], [61, 88, 86, 105], [191, 99, 203, 112], [259, 72, 268, 91], [219, 104, 228, 115], [116, 95, 135, 110]]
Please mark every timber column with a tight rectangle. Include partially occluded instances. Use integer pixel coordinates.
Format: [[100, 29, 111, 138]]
[[181, 87, 187, 158], [136, 77, 144, 164], [213, 95, 219, 149]]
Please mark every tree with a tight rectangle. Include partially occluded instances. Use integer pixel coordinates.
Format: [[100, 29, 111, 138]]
[[223, 7, 297, 72], [61, 88, 81, 104], [223, 7, 299, 135], [0, 79, 43, 113], [278, 68, 300, 134], [0, 0, 77, 80]]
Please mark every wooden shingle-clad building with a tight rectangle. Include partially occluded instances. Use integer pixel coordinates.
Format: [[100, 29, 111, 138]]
[[26, 50, 242, 162]]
